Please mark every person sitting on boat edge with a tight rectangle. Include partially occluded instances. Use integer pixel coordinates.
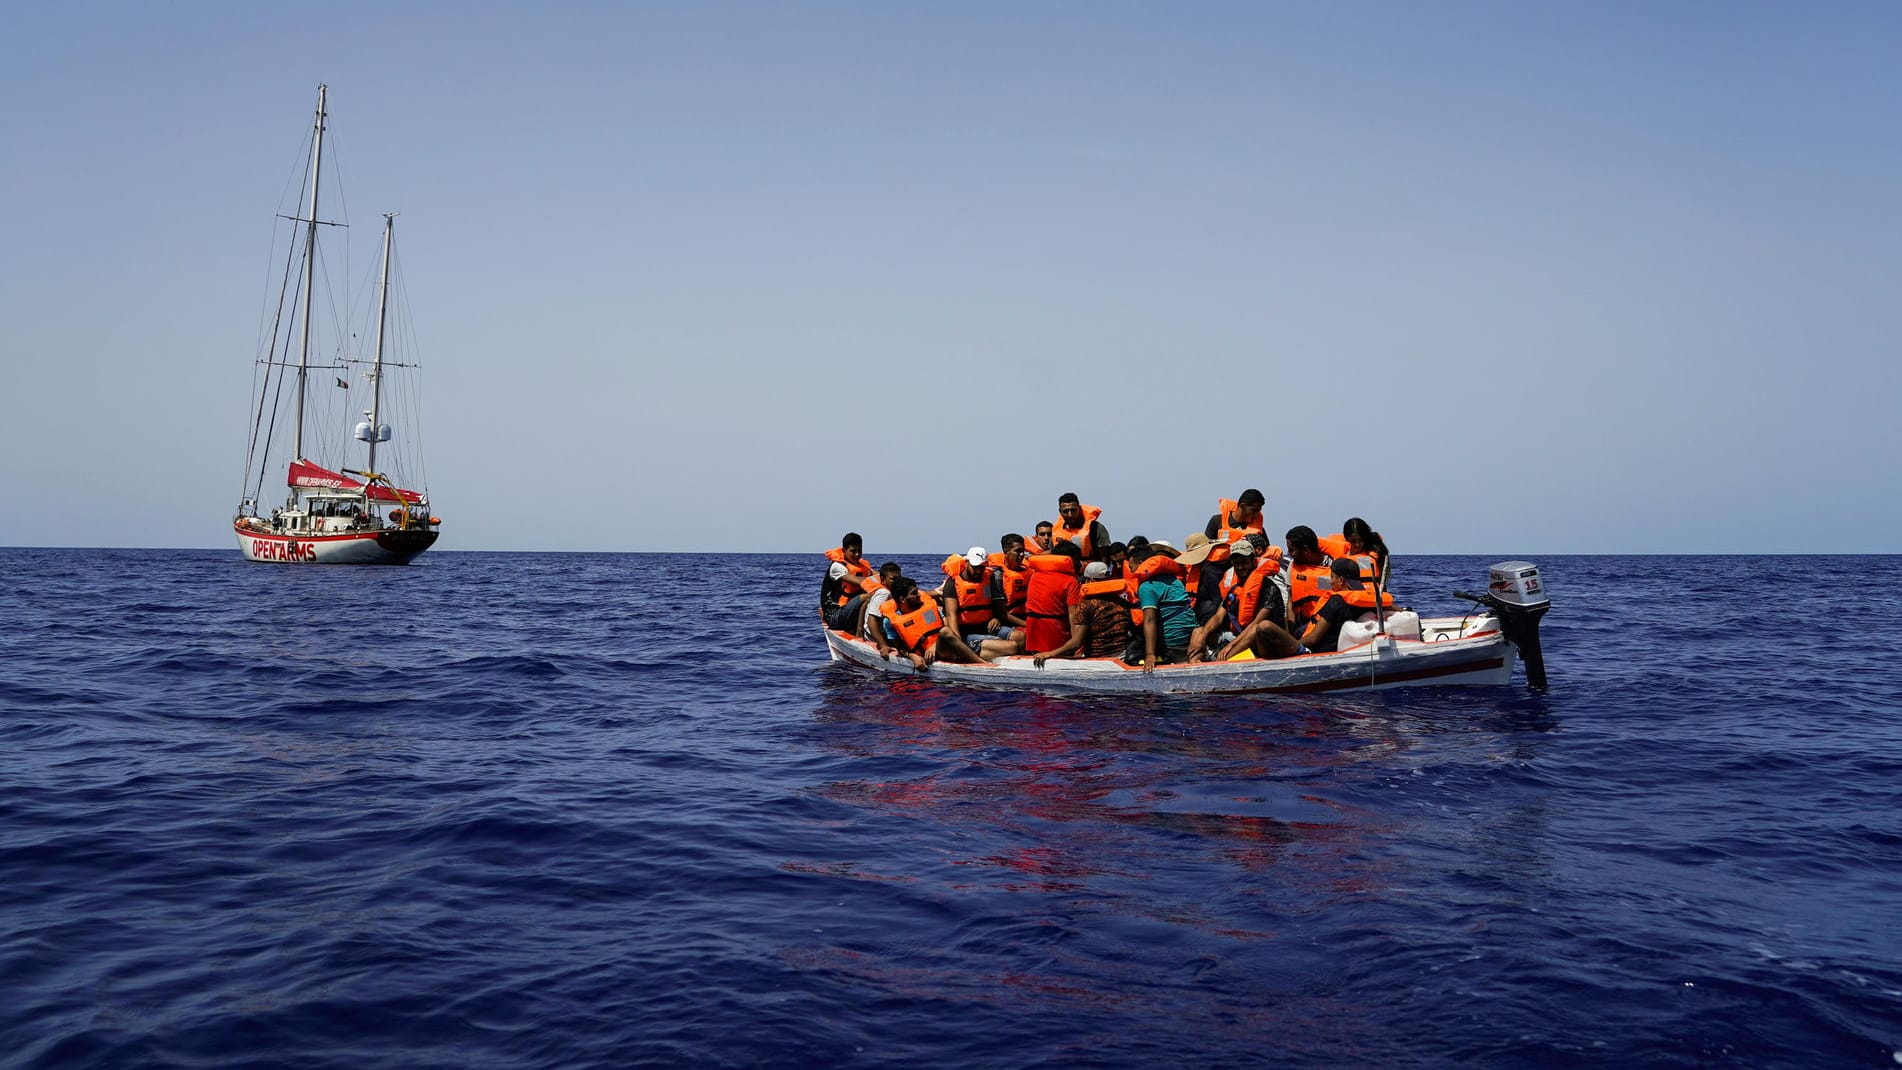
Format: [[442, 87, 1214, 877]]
[[1299, 557, 1400, 654], [877, 577, 944, 670], [1032, 560, 1133, 668], [1050, 492, 1111, 563], [935, 547, 1007, 664], [855, 561, 907, 643], [821, 532, 875, 628], [1213, 537, 1305, 661], [1130, 546, 1201, 672]]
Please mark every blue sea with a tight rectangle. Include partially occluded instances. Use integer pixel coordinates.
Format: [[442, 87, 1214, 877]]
[[3, 549, 1898, 1068]]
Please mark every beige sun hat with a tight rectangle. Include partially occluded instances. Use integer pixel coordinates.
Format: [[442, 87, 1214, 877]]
[[1175, 532, 1214, 567]]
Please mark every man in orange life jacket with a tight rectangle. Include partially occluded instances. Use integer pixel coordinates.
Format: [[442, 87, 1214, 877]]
[[1050, 492, 1111, 563], [854, 561, 906, 642], [1193, 539, 1288, 661], [987, 534, 1031, 636], [1283, 525, 1333, 633], [873, 577, 943, 670], [821, 532, 874, 629], [1028, 521, 1055, 554], [1204, 488, 1270, 557], [1299, 556, 1398, 653], [1020, 540, 1084, 655], [935, 547, 1008, 664]]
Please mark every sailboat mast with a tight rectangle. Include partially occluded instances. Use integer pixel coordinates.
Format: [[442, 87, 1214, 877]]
[[367, 213, 394, 478], [293, 84, 328, 470]]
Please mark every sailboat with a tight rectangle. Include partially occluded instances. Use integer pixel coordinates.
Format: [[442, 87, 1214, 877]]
[[234, 85, 440, 565]]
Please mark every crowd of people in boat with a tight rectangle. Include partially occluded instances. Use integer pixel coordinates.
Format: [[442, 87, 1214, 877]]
[[819, 490, 1400, 672]]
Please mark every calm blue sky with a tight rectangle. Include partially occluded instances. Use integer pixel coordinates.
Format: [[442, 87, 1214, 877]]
[[4, 3, 1898, 553]]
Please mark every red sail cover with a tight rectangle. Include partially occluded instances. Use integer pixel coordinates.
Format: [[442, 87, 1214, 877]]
[[287, 460, 424, 505]]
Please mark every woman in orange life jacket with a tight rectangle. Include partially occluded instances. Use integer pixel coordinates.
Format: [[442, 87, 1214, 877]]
[[1032, 560, 1134, 668], [875, 577, 944, 670], [1318, 517, 1390, 586], [1299, 557, 1399, 653], [820, 532, 874, 629], [1049, 492, 1110, 562], [934, 547, 1008, 665]]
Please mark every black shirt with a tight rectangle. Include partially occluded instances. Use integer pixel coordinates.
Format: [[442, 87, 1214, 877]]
[[1309, 594, 1362, 653]]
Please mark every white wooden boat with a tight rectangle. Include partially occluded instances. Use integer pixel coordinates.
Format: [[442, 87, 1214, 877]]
[[233, 85, 439, 565], [825, 561, 1551, 695]]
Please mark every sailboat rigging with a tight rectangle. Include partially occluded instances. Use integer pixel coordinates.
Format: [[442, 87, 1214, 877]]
[[234, 85, 440, 565]]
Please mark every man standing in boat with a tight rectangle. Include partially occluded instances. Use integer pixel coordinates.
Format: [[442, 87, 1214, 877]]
[[1049, 493, 1111, 563]]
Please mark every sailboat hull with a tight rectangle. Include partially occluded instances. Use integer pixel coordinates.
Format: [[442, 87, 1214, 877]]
[[234, 520, 438, 565]]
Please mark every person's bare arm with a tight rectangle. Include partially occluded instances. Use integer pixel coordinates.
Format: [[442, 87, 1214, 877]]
[[1034, 606, 1089, 668]]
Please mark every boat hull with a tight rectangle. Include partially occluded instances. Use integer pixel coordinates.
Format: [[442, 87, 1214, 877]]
[[234, 520, 438, 565], [824, 619, 1520, 696]]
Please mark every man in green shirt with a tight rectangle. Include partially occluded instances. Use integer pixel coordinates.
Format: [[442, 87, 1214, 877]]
[[1134, 547, 1200, 672]]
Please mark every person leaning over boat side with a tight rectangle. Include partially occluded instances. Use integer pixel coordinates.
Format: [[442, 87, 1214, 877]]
[[934, 547, 1007, 665], [821, 532, 875, 628], [1129, 546, 1200, 672], [1033, 561, 1134, 668], [878, 577, 944, 670], [1050, 492, 1111, 563], [1299, 557, 1399, 654]]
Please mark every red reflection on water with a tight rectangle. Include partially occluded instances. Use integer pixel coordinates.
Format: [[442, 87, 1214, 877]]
[[804, 674, 1396, 905]]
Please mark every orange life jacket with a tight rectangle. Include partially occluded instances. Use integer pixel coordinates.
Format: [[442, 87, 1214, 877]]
[[987, 552, 1029, 615], [1023, 555, 1079, 653], [1120, 567, 1146, 626], [1288, 564, 1333, 627], [1050, 505, 1103, 558], [1208, 499, 1266, 563], [948, 567, 996, 628], [1220, 563, 1282, 628], [1318, 534, 1383, 583], [823, 547, 873, 605], [1130, 555, 1184, 582], [1078, 577, 1142, 628], [1336, 588, 1397, 612], [884, 594, 944, 653]]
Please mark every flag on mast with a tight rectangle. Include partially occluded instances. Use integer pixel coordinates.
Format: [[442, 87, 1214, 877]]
[[336, 376, 349, 389]]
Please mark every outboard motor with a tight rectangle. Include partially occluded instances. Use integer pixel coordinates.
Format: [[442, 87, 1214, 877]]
[[1455, 561, 1551, 690]]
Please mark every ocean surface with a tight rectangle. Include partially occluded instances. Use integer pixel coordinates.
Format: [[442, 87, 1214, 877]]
[[3, 548, 1898, 1069]]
